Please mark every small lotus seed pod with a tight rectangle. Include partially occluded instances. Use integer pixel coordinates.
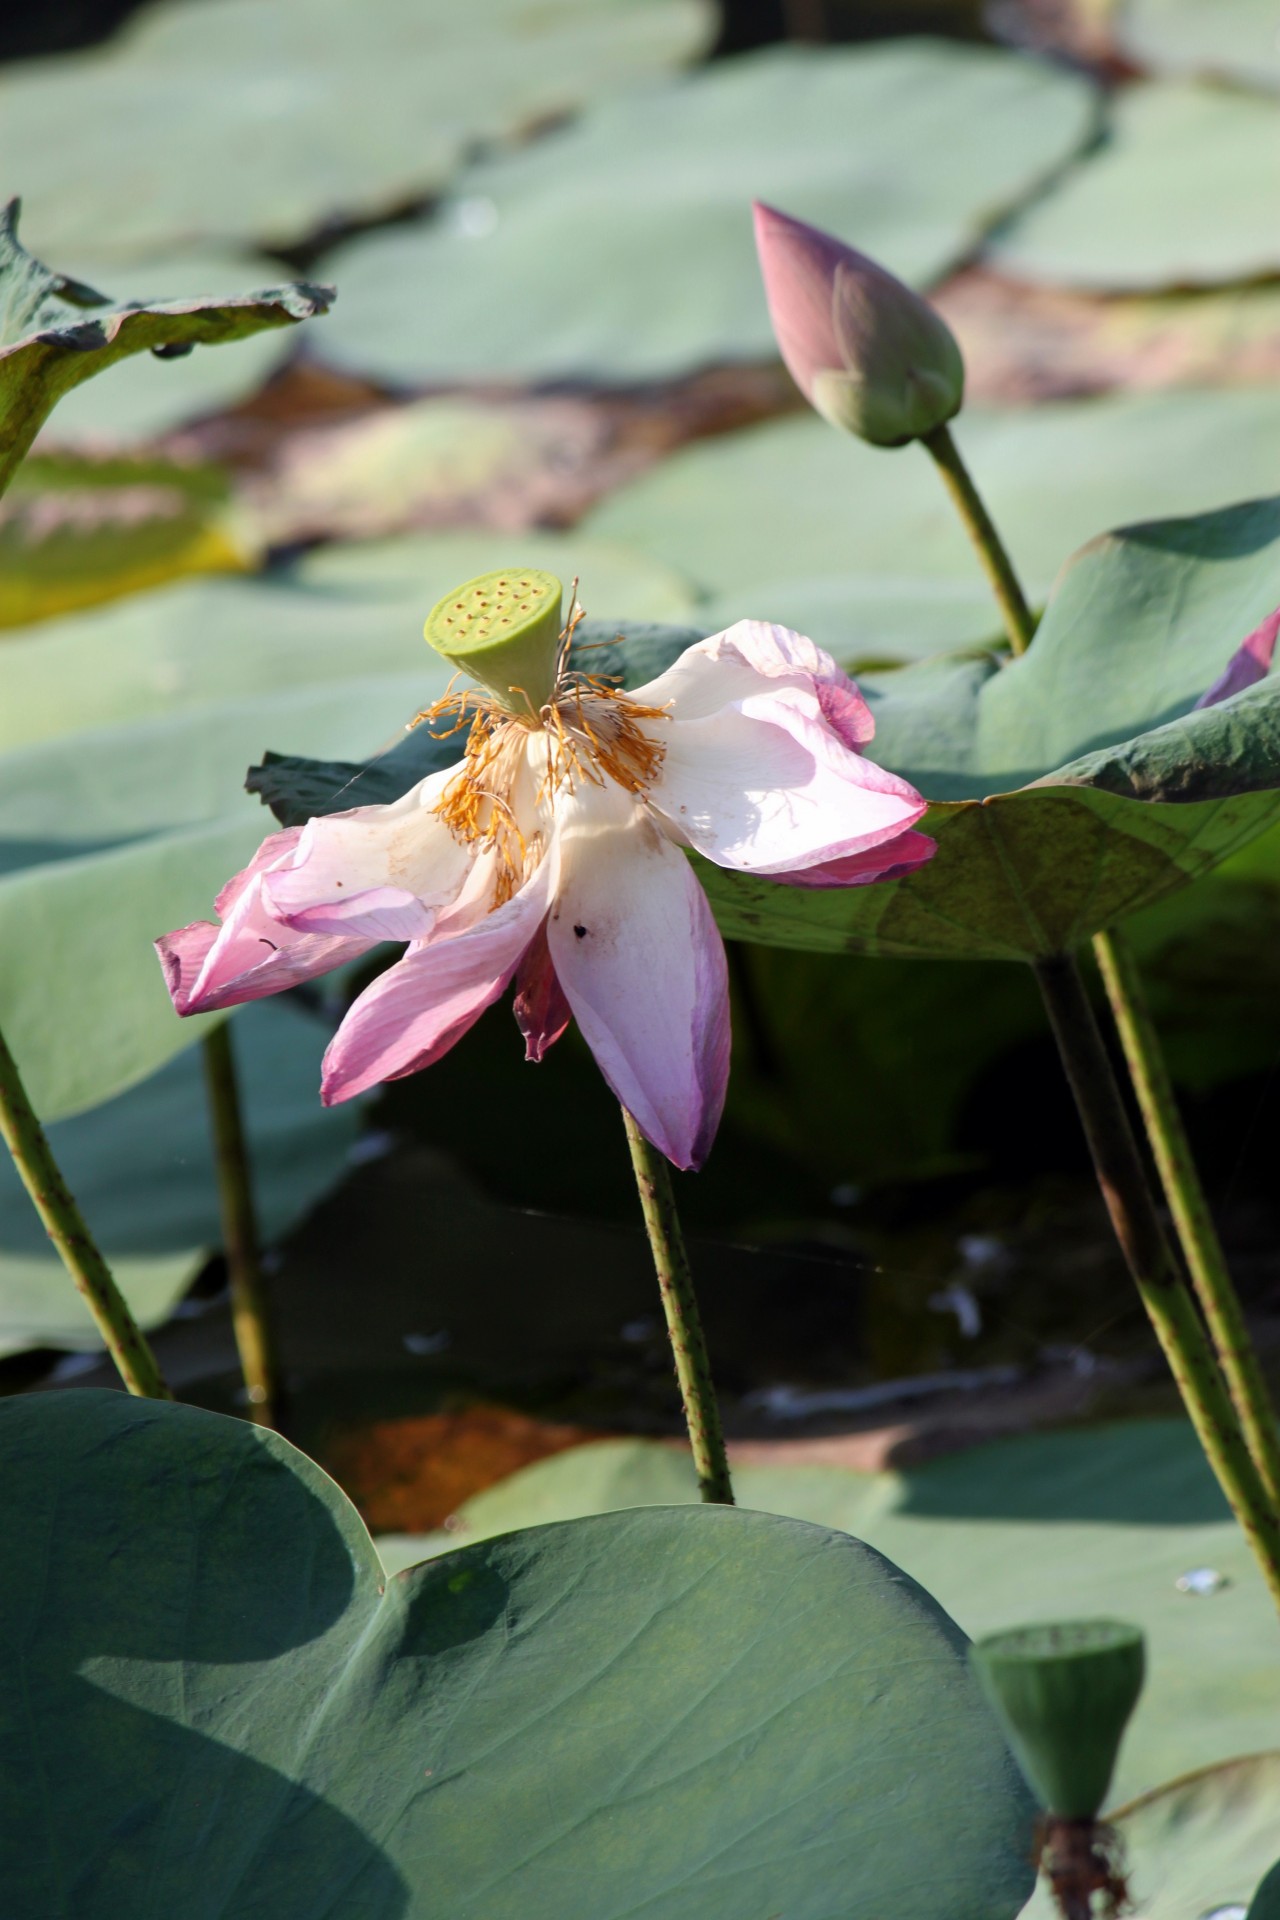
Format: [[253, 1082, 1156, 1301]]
[[425, 568, 564, 710], [753, 200, 964, 448], [970, 1620, 1146, 1820]]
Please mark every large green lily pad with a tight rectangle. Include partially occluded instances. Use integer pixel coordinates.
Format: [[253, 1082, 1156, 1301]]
[[0, 996, 360, 1356], [1117, 0, 1280, 91], [586, 385, 1280, 668], [1, 1390, 1035, 1918], [989, 81, 1280, 291], [316, 40, 1096, 385], [0, 0, 714, 263], [376, 1418, 1280, 1806], [1022, 1753, 1280, 1919], [253, 497, 1280, 963], [0, 200, 329, 493], [0, 451, 247, 629]]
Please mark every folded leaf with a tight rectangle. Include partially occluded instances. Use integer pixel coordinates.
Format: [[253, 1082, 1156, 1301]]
[[0, 199, 330, 492]]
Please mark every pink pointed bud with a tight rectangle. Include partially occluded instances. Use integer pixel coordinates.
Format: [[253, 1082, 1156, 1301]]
[[753, 201, 964, 448]]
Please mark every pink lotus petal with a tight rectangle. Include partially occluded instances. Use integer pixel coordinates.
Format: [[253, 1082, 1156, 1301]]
[[513, 924, 572, 1063], [547, 783, 729, 1171], [752, 201, 847, 407], [157, 830, 372, 1015], [632, 619, 875, 749], [1195, 606, 1280, 709], [275, 885, 438, 943], [765, 827, 936, 887], [320, 858, 555, 1104], [648, 684, 925, 877], [264, 771, 470, 927]]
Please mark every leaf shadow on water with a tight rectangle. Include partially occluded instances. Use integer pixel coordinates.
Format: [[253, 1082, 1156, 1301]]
[[2, 1391, 409, 1920]]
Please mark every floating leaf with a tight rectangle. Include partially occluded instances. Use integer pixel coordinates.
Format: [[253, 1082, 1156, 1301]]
[[38, 249, 312, 443], [377, 1418, 1280, 1805], [252, 396, 620, 546], [0, 0, 715, 263], [989, 81, 1280, 291], [3, 1390, 1035, 1919], [0, 200, 329, 492], [1022, 1753, 1280, 1919], [1117, 0, 1280, 91], [317, 40, 1096, 385], [586, 385, 1280, 667], [0, 996, 360, 1357], [0, 451, 246, 628]]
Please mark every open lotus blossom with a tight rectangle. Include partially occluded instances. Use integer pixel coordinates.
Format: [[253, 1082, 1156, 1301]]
[[158, 597, 933, 1168]]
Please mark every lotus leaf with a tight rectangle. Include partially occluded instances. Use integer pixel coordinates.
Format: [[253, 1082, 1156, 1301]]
[[38, 248, 310, 443], [0, 200, 329, 494], [0, 996, 360, 1356], [317, 40, 1096, 385], [1117, 0, 1280, 91], [0, 0, 715, 262], [0, 451, 246, 629], [585, 386, 1280, 667], [377, 1418, 1280, 1804], [989, 81, 1280, 291], [1, 1390, 1036, 1919]]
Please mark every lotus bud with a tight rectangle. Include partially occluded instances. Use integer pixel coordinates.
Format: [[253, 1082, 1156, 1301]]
[[425, 567, 564, 711], [970, 1620, 1145, 1820], [753, 200, 964, 448]]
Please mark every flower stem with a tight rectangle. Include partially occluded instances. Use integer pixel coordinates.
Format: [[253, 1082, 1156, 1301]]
[[920, 416, 1280, 1514], [202, 1022, 280, 1428], [1034, 954, 1280, 1614], [1093, 929, 1280, 1506], [620, 1108, 734, 1504], [920, 423, 1035, 656], [0, 1021, 171, 1399]]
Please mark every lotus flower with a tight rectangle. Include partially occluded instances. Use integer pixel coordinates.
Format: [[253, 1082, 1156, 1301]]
[[158, 606, 932, 1168], [753, 200, 964, 448]]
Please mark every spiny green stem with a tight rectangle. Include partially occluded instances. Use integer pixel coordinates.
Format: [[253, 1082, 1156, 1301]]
[[202, 1022, 280, 1429], [921, 423, 1036, 655], [920, 415, 1280, 1527], [1035, 955, 1280, 1616], [0, 1021, 171, 1399], [1094, 928, 1280, 1507], [620, 1108, 734, 1504]]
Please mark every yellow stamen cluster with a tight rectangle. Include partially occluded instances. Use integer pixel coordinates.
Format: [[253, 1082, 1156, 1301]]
[[419, 629, 670, 903]]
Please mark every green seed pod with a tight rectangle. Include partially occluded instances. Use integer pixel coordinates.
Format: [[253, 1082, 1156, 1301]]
[[425, 568, 563, 710], [970, 1620, 1146, 1820], [1249, 1858, 1280, 1920]]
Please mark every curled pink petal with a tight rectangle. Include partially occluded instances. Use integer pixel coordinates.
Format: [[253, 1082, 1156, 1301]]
[[1195, 606, 1280, 709], [513, 923, 572, 1063], [648, 686, 925, 877], [633, 619, 875, 749], [547, 783, 729, 1171], [320, 858, 555, 1105], [263, 771, 470, 925], [157, 828, 373, 1015], [265, 885, 436, 943], [765, 827, 936, 887]]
